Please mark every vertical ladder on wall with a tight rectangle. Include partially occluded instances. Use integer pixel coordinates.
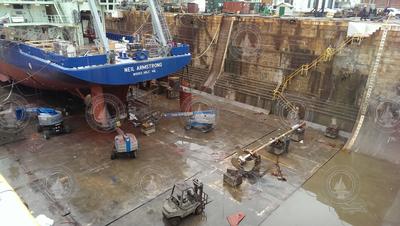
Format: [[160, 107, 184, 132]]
[[346, 25, 389, 150], [203, 16, 235, 91]]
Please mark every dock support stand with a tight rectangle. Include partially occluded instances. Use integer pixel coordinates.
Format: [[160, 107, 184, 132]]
[[90, 85, 108, 127]]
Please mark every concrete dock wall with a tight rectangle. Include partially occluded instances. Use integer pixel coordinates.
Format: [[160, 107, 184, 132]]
[[106, 12, 400, 133]]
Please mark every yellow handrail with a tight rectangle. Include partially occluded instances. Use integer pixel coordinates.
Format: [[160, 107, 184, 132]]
[[273, 36, 363, 112]]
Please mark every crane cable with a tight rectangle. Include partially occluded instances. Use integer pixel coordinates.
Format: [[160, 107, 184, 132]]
[[192, 23, 221, 60], [1, 81, 14, 102]]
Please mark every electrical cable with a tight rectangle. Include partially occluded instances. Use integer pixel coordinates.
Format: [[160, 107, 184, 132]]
[[0, 45, 53, 89], [1, 81, 14, 101], [192, 23, 221, 60]]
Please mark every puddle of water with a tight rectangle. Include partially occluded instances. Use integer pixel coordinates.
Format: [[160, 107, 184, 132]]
[[262, 188, 352, 226], [262, 151, 400, 226], [174, 140, 225, 162]]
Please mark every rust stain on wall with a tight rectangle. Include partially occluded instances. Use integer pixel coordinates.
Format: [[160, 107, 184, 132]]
[[106, 13, 400, 131]]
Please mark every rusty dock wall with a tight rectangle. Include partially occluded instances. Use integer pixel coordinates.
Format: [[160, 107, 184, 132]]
[[106, 12, 400, 132]]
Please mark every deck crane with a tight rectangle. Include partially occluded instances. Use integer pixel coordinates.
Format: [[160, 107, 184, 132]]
[[147, 0, 173, 56], [88, 0, 172, 56], [88, 0, 110, 53]]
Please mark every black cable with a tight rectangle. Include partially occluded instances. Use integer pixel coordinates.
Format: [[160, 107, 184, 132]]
[[0, 43, 53, 89]]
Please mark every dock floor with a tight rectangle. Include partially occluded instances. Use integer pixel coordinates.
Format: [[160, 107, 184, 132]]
[[0, 92, 347, 225]]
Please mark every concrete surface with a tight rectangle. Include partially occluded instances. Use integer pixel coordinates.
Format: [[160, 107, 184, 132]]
[[0, 92, 345, 226]]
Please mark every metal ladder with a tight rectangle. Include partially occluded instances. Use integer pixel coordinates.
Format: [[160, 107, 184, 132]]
[[346, 26, 389, 150], [53, 0, 66, 23], [154, 0, 172, 42], [273, 36, 363, 113], [147, 0, 172, 56]]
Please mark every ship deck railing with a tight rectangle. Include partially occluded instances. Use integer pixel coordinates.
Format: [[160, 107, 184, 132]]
[[3, 15, 72, 26], [19, 43, 109, 68], [0, 0, 71, 3]]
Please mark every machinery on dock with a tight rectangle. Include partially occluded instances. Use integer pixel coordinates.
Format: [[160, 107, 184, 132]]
[[325, 118, 339, 139], [163, 110, 216, 133], [141, 121, 156, 136], [129, 109, 161, 135], [129, 109, 215, 135], [267, 136, 291, 155], [0, 0, 191, 134], [224, 122, 306, 186], [111, 124, 139, 160], [162, 178, 208, 225], [290, 124, 305, 142], [16, 107, 70, 139]]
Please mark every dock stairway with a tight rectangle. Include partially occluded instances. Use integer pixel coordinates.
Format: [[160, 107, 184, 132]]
[[273, 36, 363, 113], [202, 16, 234, 92], [176, 67, 359, 123]]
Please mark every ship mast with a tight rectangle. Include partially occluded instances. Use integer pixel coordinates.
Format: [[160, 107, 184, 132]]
[[86, 0, 172, 56]]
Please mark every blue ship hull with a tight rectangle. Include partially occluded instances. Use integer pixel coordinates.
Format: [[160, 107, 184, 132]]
[[0, 39, 191, 90]]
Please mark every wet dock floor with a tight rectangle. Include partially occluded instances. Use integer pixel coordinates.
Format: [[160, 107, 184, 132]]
[[1, 91, 398, 226]]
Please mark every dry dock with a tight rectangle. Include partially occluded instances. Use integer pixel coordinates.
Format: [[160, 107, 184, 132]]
[[0, 13, 400, 226], [0, 91, 347, 226]]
